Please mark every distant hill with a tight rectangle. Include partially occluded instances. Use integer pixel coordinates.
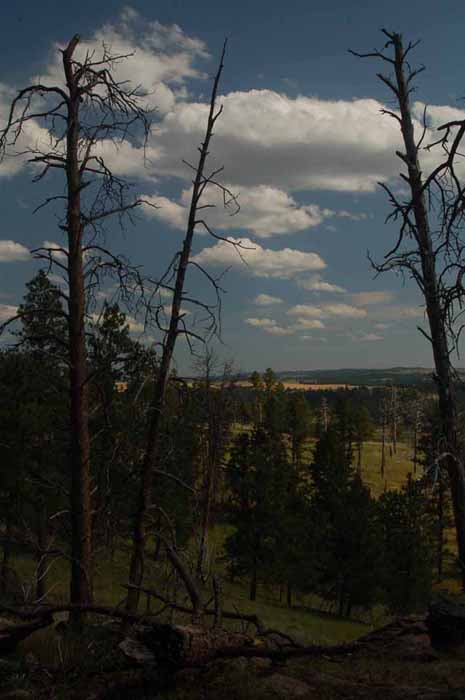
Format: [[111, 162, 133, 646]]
[[240, 367, 465, 387], [186, 366, 465, 388]]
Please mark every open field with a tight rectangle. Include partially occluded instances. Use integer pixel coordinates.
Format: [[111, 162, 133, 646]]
[[233, 380, 359, 391], [359, 439, 416, 496]]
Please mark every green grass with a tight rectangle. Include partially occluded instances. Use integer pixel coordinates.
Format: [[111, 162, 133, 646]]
[[12, 523, 369, 668], [6, 435, 434, 670], [360, 439, 416, 496]]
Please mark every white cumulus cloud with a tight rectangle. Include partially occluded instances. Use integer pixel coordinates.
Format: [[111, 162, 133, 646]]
[[291, 318, 326, 330], [352, 333, 384, 342], [146, 91, 415, 192], [145, 185, 333, 237], [245, 317, 294, 336], [38, 9, 208, 115], [350, 291, 395, 305], [287, 303, 367, 319], [192, 238, 326, 279], [0, 240, 30, 262], [297, 275, 346, 293], [253, 294, 283, 306]]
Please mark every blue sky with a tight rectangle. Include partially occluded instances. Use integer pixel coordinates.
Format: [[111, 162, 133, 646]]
[[1, 1, 465, 373]]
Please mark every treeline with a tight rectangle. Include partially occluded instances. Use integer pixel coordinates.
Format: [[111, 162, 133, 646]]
[[0, 271, 453, 618]]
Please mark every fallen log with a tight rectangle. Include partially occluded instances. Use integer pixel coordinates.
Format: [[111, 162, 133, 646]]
[[120, 623, 256, 671], [119, 614, 441, 672], [119, 620, 359, 671]]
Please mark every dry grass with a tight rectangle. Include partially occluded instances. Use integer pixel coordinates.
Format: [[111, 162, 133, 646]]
[[232, 380, 358, 391]]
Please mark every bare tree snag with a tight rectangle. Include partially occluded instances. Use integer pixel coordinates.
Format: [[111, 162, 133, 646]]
[[413, 403, 422, 475], [126, 41, 238, 614], [0, 35, 152, 620], [62, 35, 93, 619], [390, 384, 398, 454], [381, 394, 387, 478], [352, 31, 465, 585]]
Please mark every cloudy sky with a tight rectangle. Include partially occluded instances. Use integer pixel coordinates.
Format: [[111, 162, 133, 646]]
[[1, 0, 464, 373]]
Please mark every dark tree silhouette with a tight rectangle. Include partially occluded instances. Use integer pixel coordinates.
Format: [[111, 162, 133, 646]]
[[0, 35, 152, 621], [352, 30, 465, 585]]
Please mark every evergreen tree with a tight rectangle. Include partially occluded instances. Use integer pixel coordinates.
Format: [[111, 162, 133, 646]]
[[308, 425, 380, 616], [225, 427, 292, 600], [286, 393, 312, 466], [377, 475, 434, 613], [16, 270, 68, 358], [333, 399, 355, 464], [353, 405, 374, 471]]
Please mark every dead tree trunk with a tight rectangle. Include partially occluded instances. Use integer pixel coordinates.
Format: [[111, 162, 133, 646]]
[[0, 34, 153, 619], [352, 31, 465, 586], [381, 396, 387, 478], [127, 43, 233, 614], [120, 623, 253, 670], [63, 37, 93, 617], [389, 33, 465, 585], [413, 404, 422, 475], [390, 385, 398, 454]]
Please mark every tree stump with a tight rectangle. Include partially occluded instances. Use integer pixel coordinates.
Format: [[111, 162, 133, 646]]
[[426, 599, 465, 649]]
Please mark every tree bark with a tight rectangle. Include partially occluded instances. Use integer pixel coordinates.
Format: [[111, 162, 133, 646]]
[[391, 385, 398, 454], [413, 406, 421, 475], [63, 36, 93, 619], [390, 33, 465, 587], [381, 398, 387, 478], [126, 45, 227, 614]]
